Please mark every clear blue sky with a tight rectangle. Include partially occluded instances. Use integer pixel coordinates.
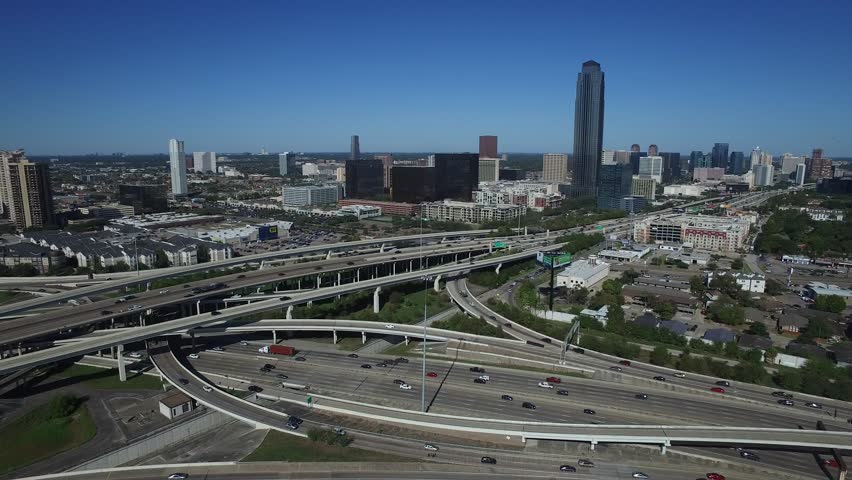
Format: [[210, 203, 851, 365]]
[[2, 0, 850, 156]]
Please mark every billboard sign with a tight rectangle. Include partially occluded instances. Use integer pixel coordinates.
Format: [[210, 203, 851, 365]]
[[258, 225, 279, 241], [536, 250, 572, 269]]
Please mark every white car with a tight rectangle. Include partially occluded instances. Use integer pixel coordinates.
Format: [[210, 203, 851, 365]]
[[673, 372, 685, 378], [188, 353, 199, 359], [805, 402, 823, 409], [167, 474, 188, 480], [424, 443, 439, 451], [159, 290, 169, 294], [632, 473, 649, 479], [240, 341, 248, 346], [399, 383, 412, 390], [127, 352, 143, 358], [478, 375, 490, 381], [385, 324, 395, 329], [202, 385, 213, 392], [538, 381, 554, 389]]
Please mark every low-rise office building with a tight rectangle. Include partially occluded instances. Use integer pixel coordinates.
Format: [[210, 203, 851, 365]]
[[281, 185, 340, 206], [803, 282, 852, 305], [420, 200, 526, 224], [633, 214, 751, 252], [556, 257, 609, 289], [705, 271, 766, 293]]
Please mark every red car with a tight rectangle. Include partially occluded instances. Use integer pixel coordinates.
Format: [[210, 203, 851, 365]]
[[824, 459, 840, 468], [710, 387, 726, 394], [706, 474, 726, 480], [545, 376, 562, 384], [619, 360, 631, 366], [426, 372, 438, 378]]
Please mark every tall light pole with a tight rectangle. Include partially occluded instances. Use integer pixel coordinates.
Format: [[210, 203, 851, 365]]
[[134, 238, 139, 277], [419, 208, 427, 413]]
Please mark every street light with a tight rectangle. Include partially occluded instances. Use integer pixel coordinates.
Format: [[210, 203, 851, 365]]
[[419, 210, 427, 412]]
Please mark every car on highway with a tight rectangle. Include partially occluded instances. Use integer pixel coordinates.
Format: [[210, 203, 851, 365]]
[[470, 367, 485, 373], [178, 378, 189, 385], [286, 416, 303, 430], [333, 426, 346, 435], [376, 362, 388, 367], [824, 458, 840, 468], [619, 360, 631, 366], [426, 372, 438, 378], [710, 386, 726, 394], [385, 324, 395, 329], [559, 465, 577, 472], [128, 352, 143, 358], [478, 375, 490, 381], [263, 363, 275, 370], [777, 399, 794, 406], [715, 380, 730, 387], [294, 357, 306, 362], [248, 385, 263, 393], [274, 373, 288, 380], [361, 364, 372, 369], [474, 378, 487, 384], [522, 402, 536, 410], [399, 383, 412, 390], [239, 340, 248, 346], [188, 353, 199, 359], [167, 474, 189, 480], [632, 473, 649, 479], [393, 379, 406, 385], [100, 310, 113, 315], [538, 381, 554, 389], [211, 311, 221, 316], [635, 393, 648, 400], [501, 394, 513, 401], [260, 367, 271, 373], [583, 408, 596, 415], [424, 443, 439, 451], [653, 375, 666, 381], [557, 389, 569, 396], [771, 390, 792, 398], [572, 347, 585, 354], [210, 346, 224, 352], [279, 296, 292, 301], [609, 366, 623, 372], [578, 459, 595, 467], [545, 376, 561, 383], [480, 457, 497, 464], [202, 385, 213, 393], [347, 353, 359, 358], [706, 474, 726, 480], [739, 451, 760, 461], [673, 372, 686, 378], [805, 401, 823, 409], [395, 358, 409, 364]]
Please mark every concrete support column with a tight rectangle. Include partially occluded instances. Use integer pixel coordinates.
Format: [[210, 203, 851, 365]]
[[495, 263, 502, 274], [409, 260, 413, 270], [273, 330, 277, 344], [196, 300, 201, 315], [297, 279, 301, 290], [316, 276, 321, 289], [379, 243, 385, 253], [337, 272, 342, 286], [405, 336, 410, 345], [545, 229, 549, 238], [361, 331, 367, 344], [140, 314, 145, 327], [433, 275, 441, 292], [392, 263, 396, 275], [356, 270, 360, 282], [333, 330, 338, 344], [454, 254, 458, 261], [590, 440, 597, 451], [373, 287, 381, 313], [18, 345, 23, 356], [307, 300, 313, 306], [286, 305, 293, 320], [146, 282, 151, 292], [111, 346, 116, 359], [524, 226, 528, 236], [326, 250, 332, 260], [489, 243, 493, 253], [661, 441, 670, 454], [117, 344, 127, 382]]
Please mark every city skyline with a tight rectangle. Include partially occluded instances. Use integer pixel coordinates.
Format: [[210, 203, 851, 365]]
[[1, 1, 850, 155]]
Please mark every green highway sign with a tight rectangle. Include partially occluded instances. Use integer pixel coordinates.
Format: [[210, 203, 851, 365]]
[[596, 225, 603, 230]]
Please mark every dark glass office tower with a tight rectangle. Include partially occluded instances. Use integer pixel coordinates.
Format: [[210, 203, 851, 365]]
[[479, 136, 498, 159], [629, 151, 647, 175], [433, 153, 478, 201], [350, 135, 361, 161], [391, 166, 437, 203], [345, 159, 383, 198], [596, 163, 632, 210], [729, 151, 745, 174], [119, 184, 168, 214], [660, 152, 681, 182], [711, 143, 729, 170], [689, 151, 703, 172], [573, 60, 605, 197]]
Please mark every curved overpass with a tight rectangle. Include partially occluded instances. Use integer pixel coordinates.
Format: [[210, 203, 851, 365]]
[[150, 340, 852, 452], [0, 249, 537, 374]]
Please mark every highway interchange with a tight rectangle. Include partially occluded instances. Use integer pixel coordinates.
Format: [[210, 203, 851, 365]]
[[4, 188, 842, 479]]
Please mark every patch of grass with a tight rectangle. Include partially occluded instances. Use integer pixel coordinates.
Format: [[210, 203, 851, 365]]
[[335, 336, 364, 351], [0, 291, 26, 305], [243, 430, 416, 462], [50, 364, 163, 390], [0, 395, 97, 475], [383, 342, 417, 356]]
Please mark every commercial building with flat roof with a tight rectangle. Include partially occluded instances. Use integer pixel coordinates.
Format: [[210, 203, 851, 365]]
[[338, 199, 418, 216], [803, 282, 852, 304], [633, 214, 751, 252], [556, 257, 609, 289], [420, 200, 525, 224], [631, 176, 656, 200], [281, 185, 340, 206], [542, 153, 568, 183]]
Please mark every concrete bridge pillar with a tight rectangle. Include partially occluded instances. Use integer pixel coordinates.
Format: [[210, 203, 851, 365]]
[[409, 260, 413, 271], [307, 300, 313, 307], [333, 330, 338, 344], [454, 253, 458, 262], [433, 275, 441, 292], [404, 336, 410, 345], [489, 243, 493, 253], [326, 250, 332, 260], [297, 279, 301, 290], [316, 276, 321, 289], [379, 243, 386, 253], [361, 331, 367, 344], [117, 344, 127, 382], [661, 441, 670, 455], [495, 263, 502, 274], [337, 272, 342, 286], [273, 330, 277, 344], [18, 345, 23, 356], [524, 226, 528, 236], [392, 263, 396, 275], [146, 282, 151, 292], [286, 305, 293, 320], [546, 229, 549, 238], [196, 300, 201, 315], [356, 270, 360, 282], [589, 440, 597, 451], [373, 287, 381, 313], [259, 260, 265, 270], [140, 314, 145, 327]]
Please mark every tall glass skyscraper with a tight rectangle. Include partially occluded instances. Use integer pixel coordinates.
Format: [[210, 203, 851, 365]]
[[350, 135, 361, 161], [168, 138, 187, 195], [711, 143, 729, 170], [572, 60, 605, 197]]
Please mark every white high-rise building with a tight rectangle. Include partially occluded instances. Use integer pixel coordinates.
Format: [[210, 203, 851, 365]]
[[795, 163, 807, 186], [638, 156, 663, 183], [780, 153, 804, 174], [752, 164, 774, 186], [192, 152, 216, 173], [542, 153, 568, 183], [601, 150, 615, 165], [169, 139, 187, 195], [279, 152, 295, 176], [478, 158, 500, 183], [302, 163, 320, 176], [760, 151, 773, 167]]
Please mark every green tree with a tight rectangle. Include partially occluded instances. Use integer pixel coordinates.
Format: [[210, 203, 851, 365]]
[[197, 244, 210, 263], [154, 249, 171, 268], [689, 275, 707, 297], [764, 278, 785, 296], [747, 322, 769, 337], [731, 257, 745, 271], [653, 302, 675, 321], [724, 341, 740, 358], [566, 287, 589, 305], [606, 304, 626, 333], [649, 345, 672, 366], [802, 317, 835, 339], [9, 263, 38, 276], [707, 262, 719, 271], [814, 295, 847, 314], [709, 274, 741, 298]]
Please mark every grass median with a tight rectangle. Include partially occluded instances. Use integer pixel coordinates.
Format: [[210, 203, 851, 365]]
[[243, 430, 415, 462], [47, 364, 163, 391], [0, 394, 97, 475]]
